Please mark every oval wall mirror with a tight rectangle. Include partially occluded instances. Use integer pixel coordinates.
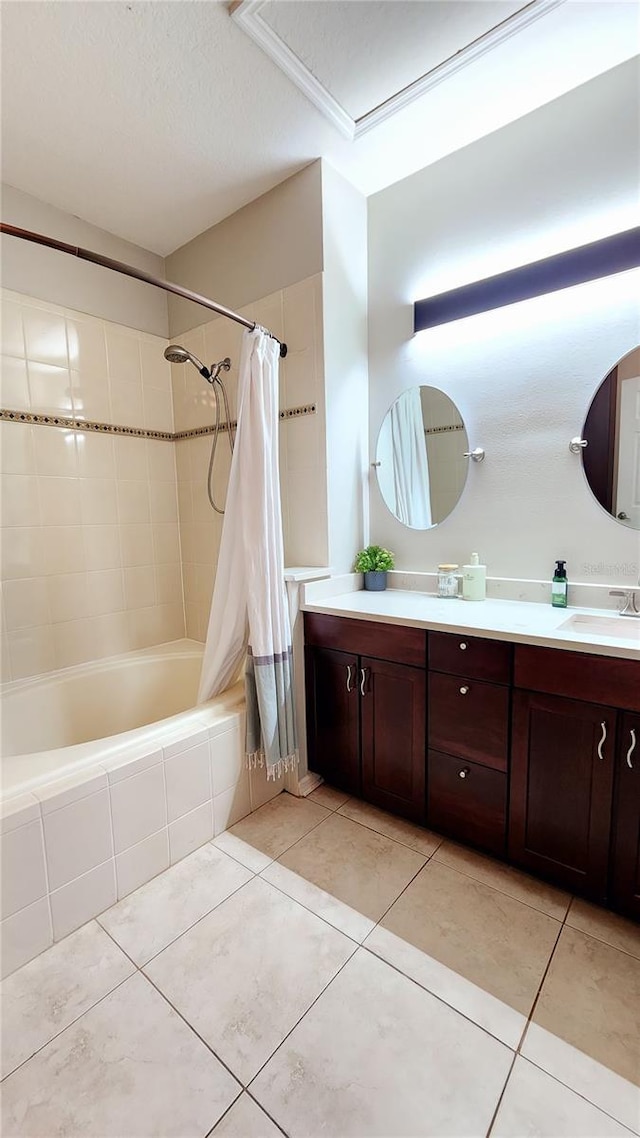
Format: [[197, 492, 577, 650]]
[[376, 386, 469, 529], [582, 345, 640, 529]]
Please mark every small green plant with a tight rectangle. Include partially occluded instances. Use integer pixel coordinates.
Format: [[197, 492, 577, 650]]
[[354, 545, 395, 573]]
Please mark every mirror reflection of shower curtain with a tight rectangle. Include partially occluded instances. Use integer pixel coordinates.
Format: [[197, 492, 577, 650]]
[[378, 387, 432, 527]]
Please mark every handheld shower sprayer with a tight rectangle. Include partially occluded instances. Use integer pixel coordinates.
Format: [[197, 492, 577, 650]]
[[164, 344, 211, 380], [163, 345, 234, 515]]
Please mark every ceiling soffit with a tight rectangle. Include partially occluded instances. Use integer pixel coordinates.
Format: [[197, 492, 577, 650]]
[[230, 0, 567, 139]]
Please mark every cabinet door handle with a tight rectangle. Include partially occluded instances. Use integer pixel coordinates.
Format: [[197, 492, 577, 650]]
[[627, 728, 637, 769], [459, 685, 469, 695], [346, 665, 354, 693], [458, 767, 470, 779], [360, 667, 368, 697], [459, 642, 467, 651], [597, 721, 607, 761]]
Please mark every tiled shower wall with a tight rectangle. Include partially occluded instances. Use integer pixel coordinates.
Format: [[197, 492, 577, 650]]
[[0, 289, 184, 681], [172, 273, 327, 641], [1, 276, 327, 676]]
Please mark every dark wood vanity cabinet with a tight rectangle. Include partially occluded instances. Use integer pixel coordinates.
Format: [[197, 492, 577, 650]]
[[610, 713, 640, 919], [509, 690, 615, 899], [304, 612, 640, 918], [428, 632, 512, 856], [304, 614, 426, 821], [510, 645, 640, 903]]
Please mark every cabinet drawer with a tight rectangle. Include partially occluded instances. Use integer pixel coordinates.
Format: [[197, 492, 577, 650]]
[[428, 749, 507, 855], [304, 612, 426, 667], [429, 672, 510, 771], [429, 631, 512, 684], [515, 645, 640, 713]]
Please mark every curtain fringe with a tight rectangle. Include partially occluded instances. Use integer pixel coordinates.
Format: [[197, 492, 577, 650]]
[[246, 749, 299, 781]]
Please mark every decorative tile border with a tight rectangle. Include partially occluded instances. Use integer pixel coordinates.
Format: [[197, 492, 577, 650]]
[[424, 423, 465, 435], [0, 403, 317, 442]]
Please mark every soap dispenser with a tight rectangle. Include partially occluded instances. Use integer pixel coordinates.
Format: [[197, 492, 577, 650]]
[[462, 552, 486, 601], [551, 560, 568, 608]]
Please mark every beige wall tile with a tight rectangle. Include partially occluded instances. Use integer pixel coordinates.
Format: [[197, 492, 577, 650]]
[[41, 526, 86, 576], [22, 307, 68, 368], [1, 356, 30, 409], [38, 477, 82, 527], [3, 577, 50, 632], [0, 421, 35, 475], [0, 299, 25, 357], [34, 427, 78, 477], [1, 527, 45, 580], [27, 361, 74, 416]]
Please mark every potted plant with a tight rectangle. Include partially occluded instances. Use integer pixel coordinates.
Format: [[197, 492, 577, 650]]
[[354, 545, 395, 591]]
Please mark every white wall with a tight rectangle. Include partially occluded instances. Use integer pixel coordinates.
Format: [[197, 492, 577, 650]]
[[166, 163, 323, 338], [368, 58, 640, 587], [1, 185, 168, 336], [321, 161, 369, 572]]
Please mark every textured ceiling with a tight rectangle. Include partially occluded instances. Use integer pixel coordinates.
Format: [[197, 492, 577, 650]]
[[0, 1, 636, 256], [260, 0, 526, 119]]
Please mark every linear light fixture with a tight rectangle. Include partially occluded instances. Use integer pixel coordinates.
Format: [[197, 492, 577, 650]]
[[413, 227, 640, 332]]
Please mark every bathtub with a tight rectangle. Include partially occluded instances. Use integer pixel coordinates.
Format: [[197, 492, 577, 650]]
[[0, 639, 279, 978]]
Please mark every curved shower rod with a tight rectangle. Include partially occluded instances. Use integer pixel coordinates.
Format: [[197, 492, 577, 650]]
[[0, 223, 288, 357]]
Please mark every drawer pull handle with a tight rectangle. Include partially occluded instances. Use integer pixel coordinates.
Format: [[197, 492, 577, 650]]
[[459, 642, 467, 650], [458, 767, 470, 779], [346, 665, 354, 693], [597, 721, 607, 762], [360, 667, 368, 697], [459, 685, 469, 695], [627, 728, 637, 769]]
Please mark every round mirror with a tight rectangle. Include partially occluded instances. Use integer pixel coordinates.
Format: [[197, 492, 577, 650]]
[[376, 386, 469, 529], [582, 345, 639, 529]]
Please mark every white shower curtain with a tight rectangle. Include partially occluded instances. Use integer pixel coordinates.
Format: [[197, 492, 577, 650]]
[[379, 388, 432, 528], [197, 327, 297, 779]]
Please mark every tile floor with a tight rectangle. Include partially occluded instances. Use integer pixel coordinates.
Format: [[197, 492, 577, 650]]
[[2, 786, 639, 1137]]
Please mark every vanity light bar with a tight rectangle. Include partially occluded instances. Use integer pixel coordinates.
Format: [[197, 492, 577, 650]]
[[413, 226, 640, 332]]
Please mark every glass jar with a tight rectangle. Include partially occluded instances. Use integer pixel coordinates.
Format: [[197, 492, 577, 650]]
[[437, 564, 459, 598]]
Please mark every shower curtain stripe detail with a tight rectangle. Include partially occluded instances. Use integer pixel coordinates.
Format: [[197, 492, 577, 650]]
[[197, 327, 298, 780]]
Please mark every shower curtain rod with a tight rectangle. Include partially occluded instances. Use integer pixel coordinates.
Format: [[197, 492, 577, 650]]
[[0, 223, 288, 357]]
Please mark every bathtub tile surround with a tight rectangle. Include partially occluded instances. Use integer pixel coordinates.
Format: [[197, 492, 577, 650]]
[[0, 288, 184, 681], [0, 670, 266, 975], [5, 793, 636, 1136]]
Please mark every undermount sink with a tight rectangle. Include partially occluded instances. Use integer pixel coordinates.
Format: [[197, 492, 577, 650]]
[[560, 613, 640, 641]]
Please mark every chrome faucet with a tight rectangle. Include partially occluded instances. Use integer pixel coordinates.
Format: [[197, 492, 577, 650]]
[[609, 589, 640, 617]]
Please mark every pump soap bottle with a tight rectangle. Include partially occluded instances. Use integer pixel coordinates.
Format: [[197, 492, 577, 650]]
[[462, 552, 486, 601], [551, 560, 568, 608]]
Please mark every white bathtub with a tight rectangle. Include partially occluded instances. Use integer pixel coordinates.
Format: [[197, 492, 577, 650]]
[[0, 640, 279, 979]]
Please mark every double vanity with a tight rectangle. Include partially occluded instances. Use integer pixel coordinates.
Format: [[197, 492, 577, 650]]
[[302, 589, 640, 921]]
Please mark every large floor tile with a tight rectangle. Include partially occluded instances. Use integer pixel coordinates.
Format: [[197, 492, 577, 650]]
[[145, 876, 354, 1085], [530, 925, 640, 1089], [225, 793, 329, 863], [1, 972, 240, 1138], [212, 1093, 284, 1136], [307, 783, 350, 811], [522, 1025, 640, 1135], [0, 920, 134, 1079], [99, 843, 252, 964], [274, 812, 426, 924], [433, 840, 570, 920], [251, 948, 513, 1138], [338, 798, 441, 857], [566, 898, 640, 960], [261, 859, 374, 942], [372, 860, 560, 1039], [492, 1057, 633, 1137]]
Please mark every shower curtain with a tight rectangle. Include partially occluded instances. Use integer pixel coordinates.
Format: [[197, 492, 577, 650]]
[[197, 327, 297, 779], [378, 387, 432, 528]]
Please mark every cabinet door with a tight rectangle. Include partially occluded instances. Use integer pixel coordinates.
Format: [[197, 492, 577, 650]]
[[360, 657, 426, 823], [611, 712, 640, 920], [305, 646, 360, 795], [510, 690, 615, 899]]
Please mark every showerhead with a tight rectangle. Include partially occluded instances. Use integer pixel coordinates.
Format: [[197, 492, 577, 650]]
[[164, 344, 210, 379]]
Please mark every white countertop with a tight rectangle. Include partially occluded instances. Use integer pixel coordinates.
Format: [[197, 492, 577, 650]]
[[302, 588, 640, 661]]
